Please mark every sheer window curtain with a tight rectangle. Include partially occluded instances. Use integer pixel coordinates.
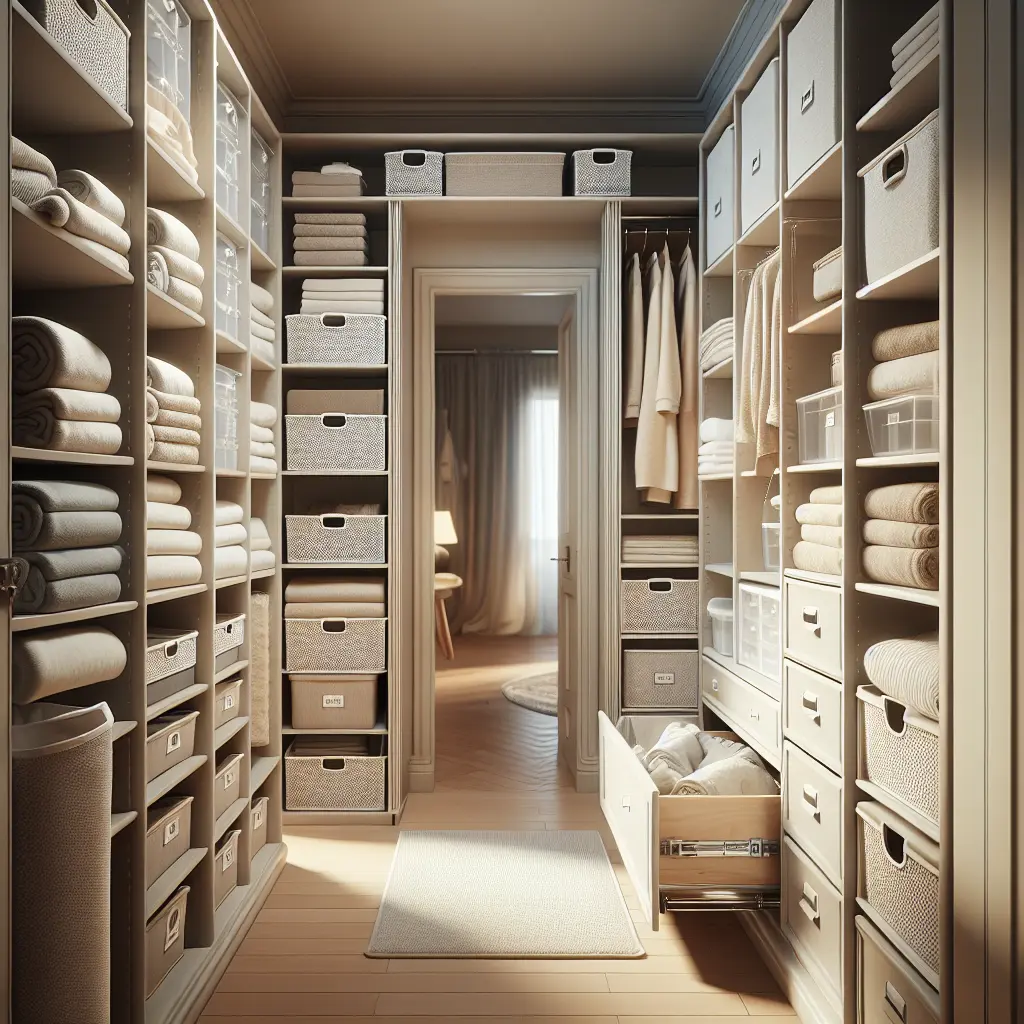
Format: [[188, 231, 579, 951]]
[[436, 353, 559, 636]]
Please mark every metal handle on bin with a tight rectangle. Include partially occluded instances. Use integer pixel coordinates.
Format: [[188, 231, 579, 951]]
[[801, 81, 815, 113]]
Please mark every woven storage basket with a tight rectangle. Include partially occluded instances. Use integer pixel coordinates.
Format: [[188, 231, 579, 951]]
[[145, 887, 188, 999], [214, 678, 242, 729], [285, 737, 387, 811], [213, 612, 245, 658], [445, 152, 565, 197], [285, 313, 386, 366], [145, 796, 193, 888], [572, 149, 631, 196], [290, 674, 378, 730], [813, 245, 843, 301], [251, 796, 269, 857], [284, 617, 387, 673], [286, 514, 386, 564], [622, 649, 699, 709], [858, 685, 939, 826], [146, 629, 198, 684], [214, 752, 243, 819], [620, 579, 699, 634], [146, 710, 198, 783], [858, 801, 939, 979], [214, 830, 241, 908], [285, 413, 387, 472], [386, 150, 443, 195]]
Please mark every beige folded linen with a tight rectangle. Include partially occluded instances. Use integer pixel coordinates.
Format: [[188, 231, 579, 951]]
[[863, 545, 939, 590], [147, 529, 202, 556], [146, 474, 181, 504], [299, 300, 386, 315], [250, 440, 277, 459], [294, 213, 367, 226], [12, 136, 56, 183], [284, 576, 386, 603], [152, 424, 200, 447], [891, 39, 938, 88], [250, 401, 278, 428], [250, 319, 275, 343], [146, 390, 159, 422], [13, 414, 122, 455], [795, 502, 843, 527], [147, 117, 200, 183], [251, 518, 272, 550], [300, 289, 384, 300], [293, 251, 368, 266], [250, 591, 271, 745], [147, 501, 191, 530], [12, 500, 121, 551], [56, 170, 125, 227], [147, 83, 199, 167], [154, 407, 201, 432], [12, 167, 54, 204], [149, 244, 204, 286], [146, 423, 155, 456], [863, 633, 940, 719], [215, 545, 248, 579], [165, 277, 203, 314], [12, 317, 111, 395], [215, 523, 247, 548], [147, 356, 194, 398], [863, 519, 939, 549], [15, 571, 121, 616], [871, 320, 939, 362], [892, 3, 938, 55], [251, 337, 276, 365], [250, 281, 275, 314], [250, 456, 278, 475], [250, 423, 275, 443], [302, 278, 382, 293], [147, 207, 200, 261], [865, 482, 939, 524], [147, 554, 202, 590], [251, 306, 275, 329], [149, 387, 201, 416], [13, 388, 120, 424], [251, 550, 276, 572], [867, 350, 939, 401], [147, 245, 166, 291], [285, 601, 386, 618], [12, 625, 126, 703], [22, 545, 123, 582], [292, 169, 363, 186], [800, 524, 844, 548], [810, 485, 843, 505], [150, 440, 200, 465], [215, 501, 244, 527], [31, 188, 131, 255], [292, 184, 364, 197], [293, 236, 368, 252], [793, 541, 843, 576], [293, 223, 368, 238]]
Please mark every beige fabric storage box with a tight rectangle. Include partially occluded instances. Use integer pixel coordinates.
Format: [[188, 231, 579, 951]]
[[859, 110, 940, 285], [705, 125, 735, 266], [250, 796, 269, 858], [214, 752, 244, 819], [572, 149, 631, 196], [445, 152, 564, 196], [214, 830, 241, 908], [386, 150, 444, 196], [146, 629, 198, 708], [145, 796, 193, 888], [858, 685, 939, 827], [213, 612, 245, 671], [813, 245, 843, 301], [285, 737, 387, 811], [856, 915, 940, 1024], [740, 58, 780, 234], [285, 616, 387, 673], [621, 650, 698, 710], [214, 678, 242, 730], [285, 413, 387, 472], [145, 886, 188, 999], [290, 674, 379, 730], [285, 313, 386, 366], [146, 710, 198, 783], [620, 579, 698, 634], [286, 514, 386, 564]]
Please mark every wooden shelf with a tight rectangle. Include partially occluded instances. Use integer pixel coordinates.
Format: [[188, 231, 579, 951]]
[[112, 721, 136, 743], [741, 570, 781, 585], [215, 660, 249, 683], [283, 715, 388, 736], [704, 246, 734, 279], [146, 684, 208, 723], [620, 196, 699, 215], [857, 52, 940, 133], [784, 568, 842, 588], [215, 798, 249, 842], [214, 716, 249, 749], [11, 446, 133, 467], [251, 239, 276, 271], [146, 138, 205, 203], [147, 283, 206, 330], [251, 567, 277, 579], [705, 562, 734, 579], [281, 363, 388, 376], [789, 299, 843, 336], [857, 452, 939, 467], [146, 847, 208, 919], [251, 472, 278, 481], [699, 472, 734, 482], [215, 574, 248, 590], [110, 811, 136, 839], [785, 141, 843, 202], [856, 249, 940, 301], [251, 755, 280, 792], [12, 599, 137, 631], [737, 201, 780, 247], [703, 356, 733, 379], [146, 583, 208, 606], [147, 460, 205, 474], [215, 469, 247, 479], [146, 755, 207, 807], [283, 265, 389, 278], [216, 206, 249, 248], [216, 330, 247, 355], [251, 351, 277, 372], [855, 581, 940, 607], [787, 461, 843, 474]]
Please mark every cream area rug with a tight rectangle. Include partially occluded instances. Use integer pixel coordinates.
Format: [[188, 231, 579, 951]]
[[501, 670, 558, 716], [366, 830, 645, 958]]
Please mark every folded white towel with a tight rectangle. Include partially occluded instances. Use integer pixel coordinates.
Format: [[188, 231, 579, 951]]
[[250, 401, 278, 428], [150, 245, 204, 287], [294, 213, 367, 226], [215, 500, 244, 527], [250, 455, 279, 475], [302, 276, 381, 292], [299, 300, 386, 315], [214, 544, 248, 579], [251, 423, 275, 443], [147, 356, 194, 398], [638, 722, 704, 794], [292, 184, 364, 197], [670, 746, 778, 797], [251, 306, 275, 330], [215, 522, 248, 547], [147, 207, 200, 262], [31, 188, 131, 255], [698, 441, 733, 457], [293, 224, 368, 238], [56, 170, 125, 227], [250, 281, 274, 315], [293, 251, 368, 267], [699, 418, 735, 443]]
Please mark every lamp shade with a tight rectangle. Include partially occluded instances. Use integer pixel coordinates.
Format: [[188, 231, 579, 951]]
[[434, 510, 458, 545]]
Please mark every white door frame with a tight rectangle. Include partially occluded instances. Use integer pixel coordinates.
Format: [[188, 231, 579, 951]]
[[411, 268, 600, 793]]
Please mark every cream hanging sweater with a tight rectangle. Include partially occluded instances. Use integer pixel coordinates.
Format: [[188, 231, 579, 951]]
[[623, 253, 644, 425], [674, 244, 699, 509]]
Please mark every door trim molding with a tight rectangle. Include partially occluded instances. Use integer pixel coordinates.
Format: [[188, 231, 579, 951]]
[[411, 268, 600, 791]]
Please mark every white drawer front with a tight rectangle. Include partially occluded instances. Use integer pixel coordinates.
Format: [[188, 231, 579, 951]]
[[783, 741, 844, 888], [784, 660, 843, 774], [705, 125, 736, 267], [785, 578, 843, 680], [701, 656, 780, 761], [740, 58, 781, 234], [856, 916, 940, 1024]]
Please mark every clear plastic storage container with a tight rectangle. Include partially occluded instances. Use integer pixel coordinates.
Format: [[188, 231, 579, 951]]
[[215, 82, 244, 221], [738, 582, 781, 680], [797, 385, 843, 464], [215, 364, 240, 470], [251, 129, 272, 253], [762, 523, 781, 571], [863, 395, 939, 458], [147, 0, 191, 122], [707, 597, 734, 658], [215, 234, 241, 339]]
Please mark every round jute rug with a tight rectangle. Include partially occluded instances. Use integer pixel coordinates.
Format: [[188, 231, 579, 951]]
[[500, 671, 558, 716]]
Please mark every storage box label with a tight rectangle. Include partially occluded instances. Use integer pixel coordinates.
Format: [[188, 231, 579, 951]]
[[654, 672, 676, 686], [323, 694, 346, 708], [163, 818, 180, 846]]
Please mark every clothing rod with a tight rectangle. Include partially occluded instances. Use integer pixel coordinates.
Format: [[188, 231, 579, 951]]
[[435, 349, 558, 355], [622, 215, 696, 221]]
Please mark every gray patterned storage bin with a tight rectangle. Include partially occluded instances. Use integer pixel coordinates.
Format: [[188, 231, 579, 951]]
[[284, 616, 387, 673], [622, 649, 699, 709], [620, 579, 699, 634], [213, 612, 245, 659], [146, 629, 198, 684], [445, 152, 565, 196], [286, 514, 386, 564], [285, 413, 387, 472], [285, 737, 387, 811], [572, 149, 632, 196], [386, 150, 443, 195], [285, 313, 386, 366]]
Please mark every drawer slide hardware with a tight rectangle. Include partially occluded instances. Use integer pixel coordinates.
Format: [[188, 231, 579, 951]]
[[660, 837, 780, 858], [660, 884, 781, 912]]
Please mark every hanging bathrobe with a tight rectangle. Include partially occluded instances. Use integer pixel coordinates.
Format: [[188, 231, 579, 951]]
[[635, 246, 680, 503], [757, 261, 783, 475], [674, 243, 699, 509], [623, 253, 644, 425], [737, 262, 763, 447]]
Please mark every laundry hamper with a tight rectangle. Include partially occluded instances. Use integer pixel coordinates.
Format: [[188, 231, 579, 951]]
[[290, 674, 379, 730], [284, 616, 387, 673], [146, 709, 199, 782], [251, 796, 269, 858], [213, 612, 245, 670], [286, 514, 386, 564], [146, 795, 193, 888], [145, 886, 189, 999], [445, 152, 565, 196], [285, 313, 387, 366], [620, 579, 698, 634], [285, 413, 387, 472], [214, 677, 242, 729], [285, 737, 388, 811], [214, 752, 244, 819], [622, 650, 699, 709], [146, 628, 198, 707], [215, 829, 241, 907], [858, 685, 939, 826], [572, 149, 631, 196], [12, 701, 113, 1022], [386, 150, 444, 195]]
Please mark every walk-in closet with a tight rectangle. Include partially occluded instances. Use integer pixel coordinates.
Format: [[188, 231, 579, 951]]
[[1, 1, 1021, 1022]]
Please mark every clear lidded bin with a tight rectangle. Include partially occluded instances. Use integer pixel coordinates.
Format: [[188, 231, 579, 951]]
[[147, 0, 191, 122], [796, 385, 843, 464], [215, 233, 241, 339], [863, 395, 939, 458], [216, 82, 244, 220]]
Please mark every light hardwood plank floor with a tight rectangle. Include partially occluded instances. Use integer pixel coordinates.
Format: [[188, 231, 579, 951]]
[[204, 635, 793, 1020]]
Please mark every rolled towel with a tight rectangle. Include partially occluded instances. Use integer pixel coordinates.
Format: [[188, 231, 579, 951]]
[[147, 247, 169, 290], [293, 251, 367, 267], [215, 500, 244, 526], [165, 277, 203, 314], [864, 633, 940, 719], [863, 545, 939, 590], [250, 281, 274, 314], [147, 357, 194, 398], [699, 418, 734, 443], [793, 540, 843, 576], [55, 170, 125, 227], [872, 320, 939, 362], [215, 523, 247, 548], [12, 167, 55, 204], [12, 481, 120, 551], [251, 549, 276, 572], [250, 423, 275, 443], [147, 501, 191, 530], [284, 575, 385, 603], [250, 319, 275, 343], [12, 317, 111, 395], [795, 502, 843, 528], [865, 482, 938, 525], [801, 524, 844, 548], [293, 236, 368, 252], [146, 390, 159, 423], [151, 424, 200, 447], [12, 479, 118, 514], [251, 518, 272, 551], [147, 529, 202, 556], [250, 402, 278, 428], [12, 626, 126, 703], [146, 423, 155, 456], [13, 388, 120, 425], [12, 136, 57, 184], [863, 519, 939, 549], [810, 485, 843, 505], [293, 223, 368, 238], [251, 307, 275, 330], [214, 545, 248, 579], [250, 456, 278, 475], [670, 747, 778, 797], [147, 207, 200, 262], [149, 245, 204, 287], [13, 414, 122, 456], [149, 441, 200, 465], [31, 188, 131, 255], [146, 474, 182, 504], [294, 212, 366, 225], [638, 722, 704, 794], [148, 387, 201, 416], [250, 440, 277, 459], [284, 602, 387, 619], [867, 350, 939, 401], [147, 554, 202, 590]]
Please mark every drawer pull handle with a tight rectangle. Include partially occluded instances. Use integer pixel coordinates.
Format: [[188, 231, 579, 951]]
[[713, 198, 723, 217], [749, 710, 760, 721], [882, 695, 909, 736], [884, 981, 908, 1023], [798, 881, 820, 925], [751, 149, 761, 175], [802, 784, 821, 821], [621, 796, 631, 812], [802, 606, 822, 638], [801, 81, 815, 113], [801, 691, 821, 723], [712, 678, 720, 692]]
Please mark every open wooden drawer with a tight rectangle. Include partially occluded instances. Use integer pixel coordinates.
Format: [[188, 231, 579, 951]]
[[599, 712, 781, 930]]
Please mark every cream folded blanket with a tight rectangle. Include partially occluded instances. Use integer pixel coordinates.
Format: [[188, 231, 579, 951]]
[[810, 485, 843, 505], [215, 523, 247, 547], [302, 277, 381, 292], [15, 571, 121, 616], [150, 244, 204, 286], [293, 236, 368, 252], [698, 441, 733, 457], [251, 549, 276, 572], [215, 501, 244, 526], [147, 247, 168, 291], [795, 502, 843, 527], [12, 478, 118, 514], [12, 317, 111, 395], [12, 626, 126, 703], [300, 289, 383, 300], [12, 167, 54, 204], [251, 338, 276, 366], [147, 529, 202, 556], [793, 541, 843, 576], [147, 115, 200, 183], [294, 213, 366, 225], [165, 277, 203, 313], [147, 207, 200, 262], [13, 414, 122, 455], [147, 474, 181, 504], [284, 601, 386, 619], [251, 306, 275, 329], [865, 482, 938, 525], [250, 440, 277, 459], [154, 407, 201, 432], [149, 387, 201, 416], [250, 319, 275, 343], [152, 424, 200, 447], [299, 300, 385, 315], [250, 423, 275, 443], [147, 555, 202, 590], [801, 524, 843, 548], [250, 281, 274, 314], [293, 224, 368, 238], [146, 390, 159, 422], [863, 519, 939, 549], [147, 356, 195, 398], [284, 576, 386, 603], [147, 501, 191, 530], [55, 170, 125, 227], [250, 456, 279, 475], [292, 184, 364, 197], [872, 320, 939, 362], [146, 423, 155, 457], [12, 137, 56, 183], [150, 441, 200, 465], [293, 251, 367, 266], [23, 545, 123, 582], [699, 418, 734, 443], [250, 401, 278, 428], [863, 545, 939, 590], [31, 188, 131, 255], [867, 351, 939, 400], [13, 388, 120, 425], [864, 633, 940, 719], [250, 518, 272, 550], [214, 545, 248, 579]]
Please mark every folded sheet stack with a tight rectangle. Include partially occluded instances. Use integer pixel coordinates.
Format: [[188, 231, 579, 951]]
[[864, 632, 940, 721], [300, 275, 385, 315], [11, 136, 56, 205], [291, 212, 368, 267], [284, 574, 386, 620], [215, 500, 248, 580], [251, 517, 275, 573], [147, 83, 199, 186], [12, 480, 124, 616], [867, 319, 939, 401], [862, 482, 939, 591], [250, 401, 278, 476], [699, 317, 734, 372], [698, 418, 734, 477], [621, 534, 699, 566], [146, 356, 201, 465], [12, 317, 122, 456], [147, 473, 202, 591], [890, 4, 939, 90], [146, 208, 204, 314], [290, 162, 365, 198], [250, 281, 276, 365], [794, 485, 844, 576]]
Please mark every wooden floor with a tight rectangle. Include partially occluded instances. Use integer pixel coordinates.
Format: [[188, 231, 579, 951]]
[[204, 635, 794, 1022]]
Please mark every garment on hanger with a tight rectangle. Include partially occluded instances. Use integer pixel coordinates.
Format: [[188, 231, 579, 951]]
[[674, 243, 699, 509], [623, 253, 644, 425]]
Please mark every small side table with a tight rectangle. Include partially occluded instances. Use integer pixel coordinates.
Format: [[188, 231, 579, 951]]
[[433, 572, 463, 661]]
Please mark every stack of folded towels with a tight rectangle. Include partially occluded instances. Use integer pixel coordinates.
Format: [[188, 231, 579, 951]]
[[250, 518, 275, 573], [890, 4, 938, 91], [12, 317, 122, 456], [147, 473, 202, 591], [290, 163, 365, 198], [699, 317, 734, 372], [147, 356, 201, 465], [250, 281, 276, 365], [867, 319, 939, 401], [794, 485, 844, 576], [146, 83, 199, 186], [11, 136, 56, 204], [863, 482, 939, 591], [300, 274, 384, 315], [250, 401, 278, 475], [215, 500, 248, 580], [291, 212, 368, 268], [12, 480, 123, 616], [864, 632, 940, 722], [285, 574, 386, 620], [621, 534, 699, 567], [698, 417, 734, 477], [146, 208, 204, 315]]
